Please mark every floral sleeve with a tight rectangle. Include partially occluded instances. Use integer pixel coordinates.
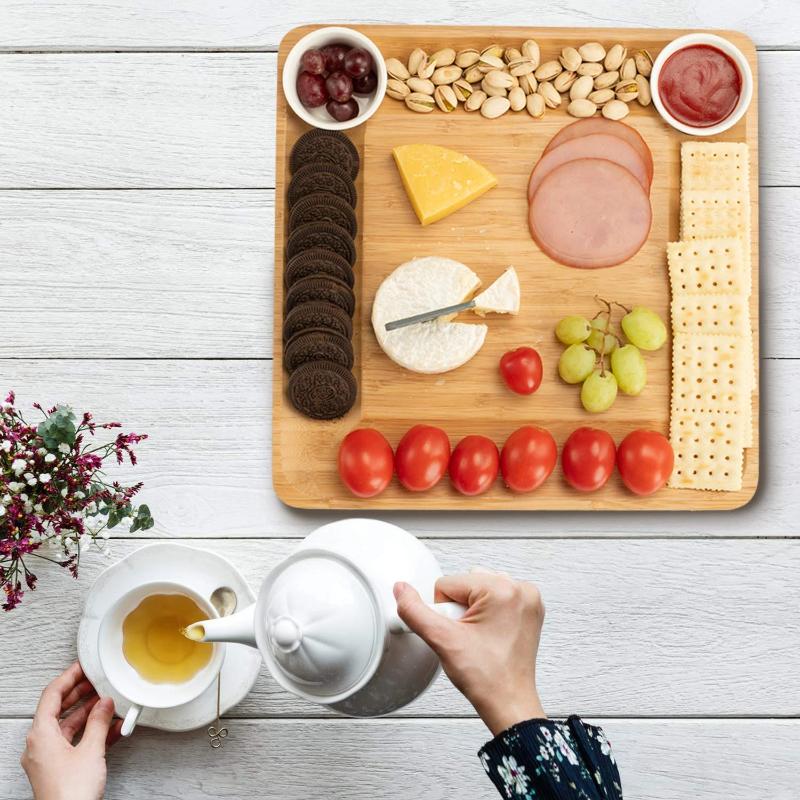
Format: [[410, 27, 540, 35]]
[[478, 716, 622, 799]]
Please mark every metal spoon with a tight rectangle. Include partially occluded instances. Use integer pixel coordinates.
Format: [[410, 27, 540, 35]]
[[208, 585, 237, 749]]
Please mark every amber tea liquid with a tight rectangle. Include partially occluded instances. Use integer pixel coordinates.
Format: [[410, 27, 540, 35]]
[[122, 593, 212, 683]]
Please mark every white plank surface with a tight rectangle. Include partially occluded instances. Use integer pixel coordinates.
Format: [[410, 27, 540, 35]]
[[1, 718, 798, 800], [0, 52, 796, 188]]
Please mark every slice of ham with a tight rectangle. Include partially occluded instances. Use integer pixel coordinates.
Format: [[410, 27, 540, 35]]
[[528, 158, 652, 269], [527, 133, 650, 202], [543, 118, 654, 186]]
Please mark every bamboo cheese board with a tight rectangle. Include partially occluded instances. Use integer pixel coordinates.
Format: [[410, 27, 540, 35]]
[[273, 25, 759, 510]]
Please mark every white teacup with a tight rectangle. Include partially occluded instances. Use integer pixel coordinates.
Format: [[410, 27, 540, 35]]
[[98, 580, 225, 736]]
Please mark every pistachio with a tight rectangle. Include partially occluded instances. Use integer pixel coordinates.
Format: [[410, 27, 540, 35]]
[[508, 85, 526, 111], [480, 94, 511, 119], [578, 42, 606, 62], [509, 57, 536, 77], [620, 57, 637, 81], [465, 89, 487, 112], [569, 74, 595, 101], [405, 92, 435, 113], [481, 43, 505, 60], [407, 76, 435, 95], [407, 48, 427, 76], [485, 69, 515, 90], [434, 84, 458, 112], [577, 61, 603, 77], [430, 48, 456, 68], [534, 60, 562, 81], [478, 53, 505, 73], [554, 70, 577, 93], [504, 47, 522, 64], [634, 49, 653, 77], [559, 46, 582, 72], [635, 74, 652, 106], [604, 44, 627, 72], [464, 65, 484, 84], [386, 57, 410, 81], [418, 57, 436, 80], [594, 70, 619, 90], [537, 80, 562, 109], [431, 65, 462, 85], [452, 78, 474, 102], [386, 78, 411, 101], [526, 92, 546, 118], [455, 48, 481, 69], [509, 73, 520, 88], [588, 88, 615, 106], [518, 73, 538, 95], [615, 80, 639, 102], [481, 77, 508, 98], [602, 98, 630, 120], [521, 39, 541, 68], [567, 98, 598, 118]]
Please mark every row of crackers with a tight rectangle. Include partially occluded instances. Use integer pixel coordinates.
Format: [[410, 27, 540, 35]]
[[666, 141, 754, 492]]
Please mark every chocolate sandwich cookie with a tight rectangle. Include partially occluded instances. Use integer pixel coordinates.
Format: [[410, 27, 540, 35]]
[[289, 192, 357, 238], [285, 275, 355, 317], [283, 301, 353, 342], [288, 359, 357, 420], [288, 164, 356, 209], [285, 248, 354, 288], [289, 129, 360, 180], [283, 327, 354, 373], [286, 221, 356, 266]]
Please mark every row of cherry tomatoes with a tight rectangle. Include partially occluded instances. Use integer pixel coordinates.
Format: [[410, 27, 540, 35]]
[[338, 425, 674, 498]]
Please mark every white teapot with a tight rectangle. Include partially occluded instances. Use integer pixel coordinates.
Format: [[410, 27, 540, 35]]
[[188, 519, 465, 717]]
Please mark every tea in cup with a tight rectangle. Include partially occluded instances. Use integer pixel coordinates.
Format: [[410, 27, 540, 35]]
[[98, 581, 225, 736]]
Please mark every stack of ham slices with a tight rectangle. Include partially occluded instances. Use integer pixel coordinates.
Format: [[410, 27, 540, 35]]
[[527, 118, 654, 269]]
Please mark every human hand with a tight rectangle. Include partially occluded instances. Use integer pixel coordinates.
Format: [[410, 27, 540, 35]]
[[21, 662, 123, 800], [394, 570, 546, 736]]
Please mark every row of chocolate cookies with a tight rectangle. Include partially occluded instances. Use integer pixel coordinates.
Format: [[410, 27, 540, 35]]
[[284, 129, 360, 420]]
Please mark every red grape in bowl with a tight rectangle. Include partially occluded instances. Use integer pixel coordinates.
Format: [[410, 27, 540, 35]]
[[321, 44, 348, 73], [344, 47, 372, 78], [325, 71, 353, 103], [326, 98, 359, 122], [301, 49, 326, 75], [352, 71, 377, 95], [296, 72, 328, 108]]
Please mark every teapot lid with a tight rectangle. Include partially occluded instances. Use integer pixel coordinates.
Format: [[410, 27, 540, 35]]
[[257, 550, 382, 702]]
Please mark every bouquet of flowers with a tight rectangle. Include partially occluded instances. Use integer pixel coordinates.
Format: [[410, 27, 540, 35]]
[[1, 391, 153, 611]]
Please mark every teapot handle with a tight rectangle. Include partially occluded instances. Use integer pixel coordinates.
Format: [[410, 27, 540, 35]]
[[388, 601, 467, 634]]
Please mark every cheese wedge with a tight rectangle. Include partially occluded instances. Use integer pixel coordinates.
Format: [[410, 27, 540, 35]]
[[473, 267, 520, 316], [393, 144, 497, 226], [372, 256, 487, 374]]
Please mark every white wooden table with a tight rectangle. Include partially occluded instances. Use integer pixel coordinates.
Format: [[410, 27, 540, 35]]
[[1, 3, 799, 798]]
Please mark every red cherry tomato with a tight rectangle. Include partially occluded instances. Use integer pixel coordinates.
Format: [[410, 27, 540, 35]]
[[562, 427, 616, 492], [499, 347, 544, 395], [449, 435, 499, 496], [395, 425, 451, 492], [337, 428, 394, 498], [617, 430, 674, 496], [500, 426, 558, 493]]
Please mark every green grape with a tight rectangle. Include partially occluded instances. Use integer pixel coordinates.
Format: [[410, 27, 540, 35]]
[[580, 369, 618, 413], [621, 306, 667, 351], [558, 343, 596, 384], [586, 316, 618, 355], [555, 315, 592, 345], [611, 344, 647, 396]]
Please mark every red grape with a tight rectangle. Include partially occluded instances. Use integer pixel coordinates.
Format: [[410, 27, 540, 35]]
[[326, 98, 359, 122], [321, 44, 348, 73], [300, 49, 326, 75], [352, 70, 377, 95], [325, 71, 353, 103], [344, 47, 372, 78], [296, 71, 328, 108]]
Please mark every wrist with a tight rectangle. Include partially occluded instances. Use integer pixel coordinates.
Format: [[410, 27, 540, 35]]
[[476, 691, 546, 736]]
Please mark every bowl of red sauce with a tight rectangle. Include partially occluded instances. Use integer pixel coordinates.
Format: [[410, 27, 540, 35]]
[[651, 33, 753, 136]]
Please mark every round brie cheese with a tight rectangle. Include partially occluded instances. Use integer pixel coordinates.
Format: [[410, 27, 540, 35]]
[[372, 256, 488, 374]]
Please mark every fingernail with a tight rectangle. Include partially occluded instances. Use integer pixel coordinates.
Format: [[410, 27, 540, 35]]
[[393, 581, 409, 599]]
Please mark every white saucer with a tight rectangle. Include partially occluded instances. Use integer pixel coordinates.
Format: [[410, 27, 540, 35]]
[[78, 542, 263, 732]]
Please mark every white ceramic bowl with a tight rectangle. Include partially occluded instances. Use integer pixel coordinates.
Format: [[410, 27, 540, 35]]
[[282, 26, 386, 131], [650, 33, 753, 137]]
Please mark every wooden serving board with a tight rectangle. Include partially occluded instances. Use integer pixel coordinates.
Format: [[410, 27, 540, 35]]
[[273, 25, 759, 510]]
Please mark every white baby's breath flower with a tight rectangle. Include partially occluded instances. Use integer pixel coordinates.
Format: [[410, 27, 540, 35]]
[[0, 440, 11, 452], [8, 481, 24, 492], [27, 477, 37, 487], [87, 501, 98, 514], [74, 490, 85, 499], [39, 473, 51, 483], [20, 493, 28, 502], [1, 494, 10, 505], [23, 501, 33, 513], [58, 443, 71, 454], [61, 487, 68, 498], [37, 447, 47, 456], [34, 503, 44, 514], [11, 458, 26, 475], [44, 453, 56, 463], [78, 533, 92, 553], [0, 506, 5, 517]]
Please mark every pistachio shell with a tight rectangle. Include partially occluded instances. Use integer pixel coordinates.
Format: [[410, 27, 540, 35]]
[[455, 48, 480, 69], [452, 79, 474, 102], [481, 43, 505, 60], [634, 49, 653, 77], [509, 57, 536, 77], [481, 77, 508, 98], [615, 80, 639, 102], [569, 74, 595, 101], [434, 84, 458, 112], [554, 70, 577, 93], [518, 73, 538, 95], [508, 85, 526, 111], [559, 46, 582, 72], [537, 80, 562, 109], [620, 57, 637, 81], [521, 39, 541, 68], [430, 48, 456, 67], [478, 53, 505, 72], [567, 98, 598, 118], [534, 60, 562, 81], [635, 74, 652, 106], [417, 57, 436, 80], [578, 42, 606, 62], [386, 57, 410, 81], [577, 61, 603, 77], [407, 77, 435, 95], [602, 99, 630, 120], [526, 92, 546, 118], [480, 94, 511, 119], [594, 70, 619, 90], [604, 44, 627, 72], [407, 48, 427, 76], [484, 69, 515, 90], [588, 88, 615, 105], [404, 92, 435, 112], [464, 65, 485, 84], [431, 65, 462, 85], [465, 89, 487, 112], [386, 78, 410, 100], [504, 47, 522, 64]]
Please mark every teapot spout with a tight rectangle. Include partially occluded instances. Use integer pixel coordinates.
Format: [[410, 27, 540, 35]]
[[185, 603, 257, 647]]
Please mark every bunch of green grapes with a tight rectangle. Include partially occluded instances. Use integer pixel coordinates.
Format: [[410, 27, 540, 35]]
[[555, 299, 667, 413]]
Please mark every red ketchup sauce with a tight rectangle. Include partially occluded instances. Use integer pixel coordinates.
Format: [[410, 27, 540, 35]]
[[659, 44, 741, 127]]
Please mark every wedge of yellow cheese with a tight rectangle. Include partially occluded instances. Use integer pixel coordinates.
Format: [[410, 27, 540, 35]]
[[392, 144, 497, 226]]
